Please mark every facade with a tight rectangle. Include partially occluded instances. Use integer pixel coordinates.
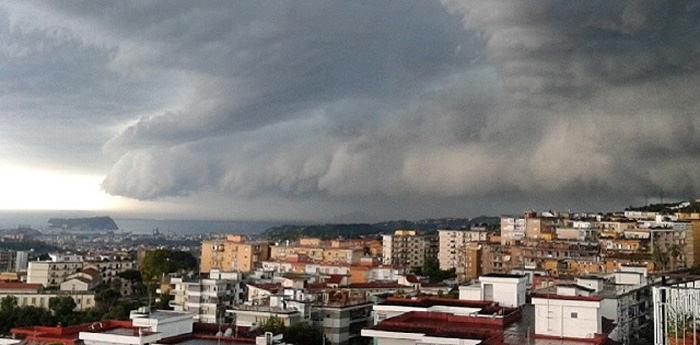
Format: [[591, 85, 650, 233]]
[[27, 261, 84, 286], [200, 235, 270, 273], [532, 294, 603, 340], [500, 216, 526, 245], [438, 229, 465, 271], [459, 274, 527, 308], [676, 212, 700, 267], [0, 291, 96, 311], [27, 258, 135, 287], [319, 301, 373, 345], [0, 250, 28, 272], [382, 230, 437, 270], [269, 245, 363, 265], [169, 271, 243, 323]]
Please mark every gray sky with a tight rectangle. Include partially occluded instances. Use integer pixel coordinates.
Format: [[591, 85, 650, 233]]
[[1, 1, 699, 221]]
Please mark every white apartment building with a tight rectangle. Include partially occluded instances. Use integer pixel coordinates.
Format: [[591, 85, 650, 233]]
[[169, 270, 243, 323], [500, 216, 526, 245], [27, 257, 135, 287], [381, 234, 393, 265]]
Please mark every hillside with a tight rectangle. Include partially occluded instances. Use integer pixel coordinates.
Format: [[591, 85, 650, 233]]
[[48, 216, 119, 231], [261, 216, 499, 241]]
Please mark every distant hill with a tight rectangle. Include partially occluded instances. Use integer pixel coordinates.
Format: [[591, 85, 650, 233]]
[[48, 216, 119, 231], [261, 216, 500, 241], [626, 199, 700, 213]]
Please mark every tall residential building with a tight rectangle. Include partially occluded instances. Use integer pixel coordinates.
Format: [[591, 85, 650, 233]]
[[500, 216, 526, 245], [169, 270, 243, 323], [200, 235, 270, 273], [438, 230, 465, 271], [438, 229, 490, 271], [457, 242, 482, 282], [0, 250, 28, 272], [381, 234, 393, 265], [382, 230, 437, 270], [676, 211, 700, 267]]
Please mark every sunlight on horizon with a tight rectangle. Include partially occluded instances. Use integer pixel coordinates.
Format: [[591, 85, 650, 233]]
[[0, 164, 125, 211]]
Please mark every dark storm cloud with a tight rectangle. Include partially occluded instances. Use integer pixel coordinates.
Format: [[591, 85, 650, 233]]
[[2, 1, 700, 218]]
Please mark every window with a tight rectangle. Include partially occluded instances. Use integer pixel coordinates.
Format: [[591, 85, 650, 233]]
[[571, 312, 578, 319]]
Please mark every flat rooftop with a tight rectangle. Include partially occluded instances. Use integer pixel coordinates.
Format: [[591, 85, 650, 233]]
[[481, 273, 527, 278]]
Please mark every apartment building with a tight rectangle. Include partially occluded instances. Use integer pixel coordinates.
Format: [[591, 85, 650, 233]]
[[381, 230, 437, 270], [457, 242, 483, 282], [500, 216, 526, 245], [27, 257, 136, 287], [0, 250, 28, 272], [169, 270, 243, 323], [27, 260, 84, 286], [676, 211, 700, 266], [319, 299, 373, 345], [200, 234, 270, 273], [0, 283, 95, 311]]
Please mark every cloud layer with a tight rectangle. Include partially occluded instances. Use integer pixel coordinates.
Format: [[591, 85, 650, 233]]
[[2, 1, 700, 219]]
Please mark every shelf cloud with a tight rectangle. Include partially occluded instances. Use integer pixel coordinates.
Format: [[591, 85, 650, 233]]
[[2, 1, 699, 219]]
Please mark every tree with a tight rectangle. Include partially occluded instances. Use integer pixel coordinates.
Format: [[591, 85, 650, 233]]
[[118, 270, 142, 282], [49, 296, 76, 316], [0, 296, 17, 312], [95, 284, 122, 310], [259, 316, 286, 335], [141, 250, 198, 281], [422, 257, 456, 283]]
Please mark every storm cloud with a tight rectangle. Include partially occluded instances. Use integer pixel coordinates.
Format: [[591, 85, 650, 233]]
[[2, 1, 700, 219]]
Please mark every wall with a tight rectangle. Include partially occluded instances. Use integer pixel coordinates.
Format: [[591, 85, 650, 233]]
[[533, 297, 601, 339]]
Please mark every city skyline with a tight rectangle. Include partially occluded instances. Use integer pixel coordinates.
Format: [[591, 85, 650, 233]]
[[1, 1, 699, 221]]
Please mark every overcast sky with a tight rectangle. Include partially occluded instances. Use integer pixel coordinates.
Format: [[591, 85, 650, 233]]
[[1, 1, 699, 221]]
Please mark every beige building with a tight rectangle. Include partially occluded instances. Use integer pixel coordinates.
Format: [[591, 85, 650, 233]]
[[200, 235, 270, 273], [27, 259, 135, 287], [500, 216, 526, 245], [438, 229, 490, 271], [0, 291, 96, 311], [268, 238, 364, 265], [438, 230, 465, 271], [676, 212, 700, 267]]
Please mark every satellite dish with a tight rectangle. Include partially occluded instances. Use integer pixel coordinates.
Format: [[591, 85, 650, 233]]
[[224, 328, 233, 337]]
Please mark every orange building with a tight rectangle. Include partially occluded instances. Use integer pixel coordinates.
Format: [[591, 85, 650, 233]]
[[200, 234, 270, 273]]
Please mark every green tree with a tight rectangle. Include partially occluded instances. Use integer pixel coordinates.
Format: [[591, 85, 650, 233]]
[[49, 296, 76, 316], [259, 316, 286, 335], [421, 257, 456, 283], [141, 250, 197, 281], [0, 296, 17, 312]]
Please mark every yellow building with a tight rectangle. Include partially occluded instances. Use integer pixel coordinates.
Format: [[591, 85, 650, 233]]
[[200, 235, 270, 273], [269, 243, 363, 264]]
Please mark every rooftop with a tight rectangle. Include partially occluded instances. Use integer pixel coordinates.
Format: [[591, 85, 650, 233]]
[[481, 273, 528, 279]]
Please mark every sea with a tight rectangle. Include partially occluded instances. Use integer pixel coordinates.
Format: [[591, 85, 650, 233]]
[[0, 210, 284, 235]]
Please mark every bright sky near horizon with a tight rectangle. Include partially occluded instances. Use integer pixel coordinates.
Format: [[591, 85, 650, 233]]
[[0, 164, 122, 211]]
